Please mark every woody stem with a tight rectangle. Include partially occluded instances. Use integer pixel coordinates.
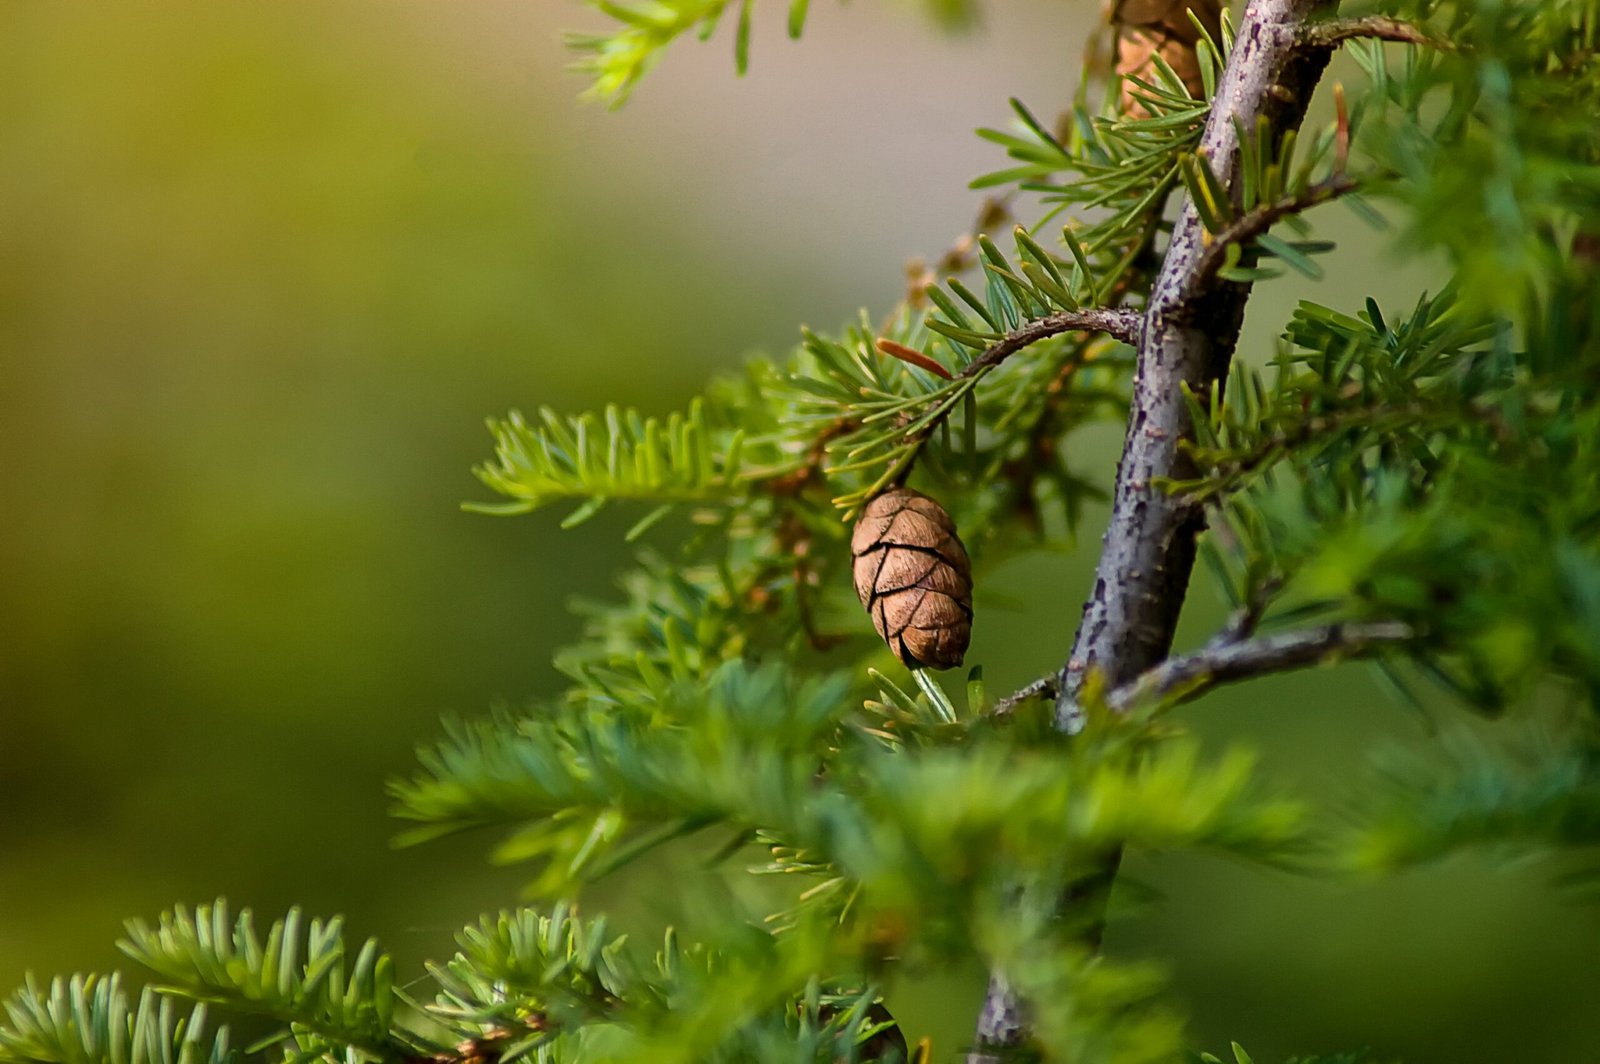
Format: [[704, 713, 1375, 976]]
[[967, 0, 1336, 1055]]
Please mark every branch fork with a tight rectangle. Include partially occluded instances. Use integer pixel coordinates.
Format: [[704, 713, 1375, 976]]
[[971, 0, 1343, 1054]]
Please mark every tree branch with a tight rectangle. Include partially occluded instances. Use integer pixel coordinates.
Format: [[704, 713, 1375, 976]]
[[956, 308, 1144, 379], [870, 306, 1140, 499], [1298, 15, 1446, 50], [969, 0, 1336, 1055], [879, 308, 1140, 384], [1213, 575, 1283, 644], [1178, 399, 1443, 503], [987, 619, 1413, 720], [1105, 621, 1416, 712], [1057, 0, 1336, 729], [989, 675, 1058, 717], [1190, 173, 1358, 290]]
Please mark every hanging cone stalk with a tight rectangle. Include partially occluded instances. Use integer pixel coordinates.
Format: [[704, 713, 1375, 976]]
[[851, 487, 973, 670]]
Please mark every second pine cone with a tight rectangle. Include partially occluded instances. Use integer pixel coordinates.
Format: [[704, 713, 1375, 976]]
[[851, 487, 973, 670]]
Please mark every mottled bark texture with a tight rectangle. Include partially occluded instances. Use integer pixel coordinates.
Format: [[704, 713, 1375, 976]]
[[968, 0, 1335, 1056], [1062, 0, 1334, 718], [1104, 621, 1415, 712], [852, 488, 973, 670]]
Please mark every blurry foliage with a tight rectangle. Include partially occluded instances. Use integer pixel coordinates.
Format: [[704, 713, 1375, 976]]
[[7, 1, 1600, 1064], [1342, 0, 1600, 316], [568, 0, 982, 104], [0, 0, 813, 982]]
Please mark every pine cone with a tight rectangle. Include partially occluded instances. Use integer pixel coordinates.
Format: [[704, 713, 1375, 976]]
[[851, 488, 972, 670]]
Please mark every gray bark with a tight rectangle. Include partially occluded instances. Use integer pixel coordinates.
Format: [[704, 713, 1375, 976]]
[[968, 0, 1335, 1055], [986, 621, 1417, 719], [1104, 621, 1416, 712]]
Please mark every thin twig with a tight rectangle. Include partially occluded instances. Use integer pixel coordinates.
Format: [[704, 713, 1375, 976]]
[[1298, 15, 1448, 50], [1105, 621, 1416, 711], [989, 676, 1059, 718], [865, 307, 1140, 499], [1188, 174, 1359, 294], [957, 308, 1144, 379], [990, 619, 1414, 721], [1211, 576, 1283, 645]]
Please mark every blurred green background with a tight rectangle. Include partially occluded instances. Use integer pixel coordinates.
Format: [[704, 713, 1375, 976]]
[[3, 3, 1596, 1061]]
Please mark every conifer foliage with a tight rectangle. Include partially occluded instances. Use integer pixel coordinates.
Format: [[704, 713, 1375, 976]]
[[8, 1, 1599, 1063]]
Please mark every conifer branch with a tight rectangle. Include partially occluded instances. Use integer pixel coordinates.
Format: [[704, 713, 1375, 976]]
[[470, 400, 743, 527], [1172, 399, 1442, 501], [988, 621, 1415, 719], [117, 902, 417, 1059], [0, 975, 237, 1064], [1105, 621, 1416, 711], [845, 302, 1138, 506], [13, 2, 1600, 1062], [1189, 173, 1358, 289], [956, 308, 1144, 379], [989, 675, 1057, 717], [1057, 0, 1336, 725], [972, 0, 1337, 1055], [1298, 15, 1445, 50]]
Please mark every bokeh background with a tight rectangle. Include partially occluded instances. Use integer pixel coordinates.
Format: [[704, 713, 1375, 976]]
[[4, 3, 1597, 1061]]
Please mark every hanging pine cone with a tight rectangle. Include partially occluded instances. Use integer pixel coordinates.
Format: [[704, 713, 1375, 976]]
[[851, 487, 972, 670]]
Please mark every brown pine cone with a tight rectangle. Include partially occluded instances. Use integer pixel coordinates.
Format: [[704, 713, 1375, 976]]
[[851, 488, 973, 670]]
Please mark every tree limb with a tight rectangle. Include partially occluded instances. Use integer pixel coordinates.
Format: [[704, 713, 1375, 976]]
[[1105, 621, 1416, 712], [869, 306, 1140, 500], [1059, 0, 1335, 722], [969, 0, 1336, 1055]]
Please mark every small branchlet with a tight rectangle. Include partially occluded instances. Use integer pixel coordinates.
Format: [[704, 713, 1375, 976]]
[[1189, 172, 1358, 290], [1298, 15, 1450, 51], [991, 621, 1417, 720], [1105, 621, 1418, 712], [955, 308, 1144, 378]]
